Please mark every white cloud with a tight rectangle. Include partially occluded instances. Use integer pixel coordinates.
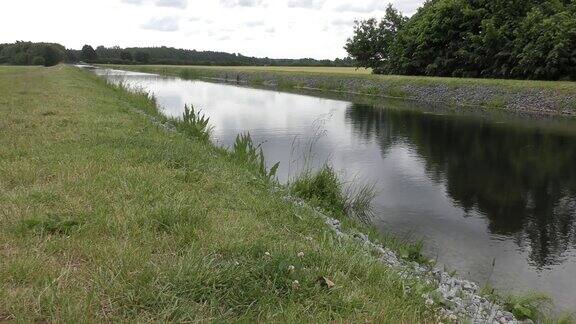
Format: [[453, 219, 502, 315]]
[[142, 16, 180, 31], [122, 0, 188, 8], [220, 0, 264, 7], [155, 0, 188, 9], [245, 20, 265, 27], [287, 0, 325, 9], [333, 0, 385, 13], [330, 0, 420, 14], [331, 17, 355, 27]]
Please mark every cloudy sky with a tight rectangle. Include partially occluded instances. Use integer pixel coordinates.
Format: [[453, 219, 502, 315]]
[[1, 0, 424, 59]]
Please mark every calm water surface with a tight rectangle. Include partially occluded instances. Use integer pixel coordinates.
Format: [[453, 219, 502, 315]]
[[95, 68, 576, 311]]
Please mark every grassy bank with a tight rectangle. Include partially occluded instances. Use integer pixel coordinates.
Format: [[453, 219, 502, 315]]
[[106, 64, 576, 90], [173, 65, 374, 75], [107, 64, 576, 115], [0, 65, 439, 322]]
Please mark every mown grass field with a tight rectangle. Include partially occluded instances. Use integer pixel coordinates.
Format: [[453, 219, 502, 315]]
[[0, 65, 436, 322]]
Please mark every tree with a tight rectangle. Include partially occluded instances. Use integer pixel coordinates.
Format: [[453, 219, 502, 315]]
[[512, 4, 576, 79], [66, 49, 78, 63], [80, 45, 97, 62], [42, 45, 65, 66], [12, 52, 29, 65], [32, 56, 45, 66], [345, 4, 407, 71], [133, 51, 150, 63], [120, 50, 132, 61], [345, 0, 576, 80]]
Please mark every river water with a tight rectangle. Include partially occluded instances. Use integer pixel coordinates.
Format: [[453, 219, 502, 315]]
[[94, 68, 576, 312]]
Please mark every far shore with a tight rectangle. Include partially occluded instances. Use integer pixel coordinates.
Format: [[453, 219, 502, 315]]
[[105, 64, 576, 117]]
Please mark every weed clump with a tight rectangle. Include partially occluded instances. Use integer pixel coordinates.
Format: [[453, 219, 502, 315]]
[[291, 165, 345, 216], [290, 165, 376, 223], [173, 104, 212, 143], [231, 132, 279, 181]]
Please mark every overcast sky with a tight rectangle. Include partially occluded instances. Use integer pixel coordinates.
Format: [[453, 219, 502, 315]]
[[1, 0, 424, 59]]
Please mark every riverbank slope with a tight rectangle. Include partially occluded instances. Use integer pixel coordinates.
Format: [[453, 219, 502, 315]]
[[108, 64, 576, 116], [0, 65, 442, 321]]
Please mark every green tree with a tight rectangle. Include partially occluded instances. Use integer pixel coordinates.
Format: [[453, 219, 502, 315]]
[[513, 3, 576, 79], [12, 52, 29, 65], [344, 4, 407, 71], [80, 45, 97, 62], [32, 56, 45, 66], [66, 49, 78, 63], [120, 50, 133, 61], [42, 45, 65, 66], [134, 51, 150, 63], [346, 0, 576, 80]]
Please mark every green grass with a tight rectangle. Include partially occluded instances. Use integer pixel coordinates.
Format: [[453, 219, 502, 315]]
[[480, 285, 573, 323], [0, 65, 438, 322], [290, 165, 376, 225], [145, 65, 373, 75]]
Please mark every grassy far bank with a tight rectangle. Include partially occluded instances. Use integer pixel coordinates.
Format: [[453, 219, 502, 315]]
[[107, 64, 576, 93], [0, 65, 438, 321], [159, 65, 373, 75]]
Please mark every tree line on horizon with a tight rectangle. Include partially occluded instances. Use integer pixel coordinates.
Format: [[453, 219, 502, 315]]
[[71, 45, 354, 67], [346, 0, 576, 80], [0, 42, 353, 67]]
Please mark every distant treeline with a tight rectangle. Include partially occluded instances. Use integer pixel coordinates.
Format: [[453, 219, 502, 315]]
[[346, 0, 576, 80], [0, 42, 353, 67], [0, 42, 67, 66], [69, 45, 354, 67]]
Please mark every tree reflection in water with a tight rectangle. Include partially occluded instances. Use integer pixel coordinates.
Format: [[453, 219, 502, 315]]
[[345, 103, 576, 268]]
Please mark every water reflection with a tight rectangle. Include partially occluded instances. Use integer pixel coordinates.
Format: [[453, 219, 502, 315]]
[[345, 104, 576, 269]]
